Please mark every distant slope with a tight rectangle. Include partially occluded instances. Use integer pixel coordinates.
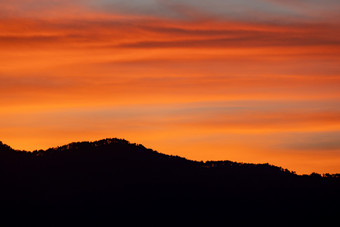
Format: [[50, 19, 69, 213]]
[[0, 138, 339, 226]]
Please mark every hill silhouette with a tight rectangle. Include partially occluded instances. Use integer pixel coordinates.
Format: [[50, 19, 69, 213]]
[[0, 138, 339, 226]]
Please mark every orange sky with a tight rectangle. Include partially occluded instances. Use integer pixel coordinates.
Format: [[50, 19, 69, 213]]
[[1, 0, 340, 174]]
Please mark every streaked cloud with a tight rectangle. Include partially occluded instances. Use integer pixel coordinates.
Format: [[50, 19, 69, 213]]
[[1, 0, 340, 174]]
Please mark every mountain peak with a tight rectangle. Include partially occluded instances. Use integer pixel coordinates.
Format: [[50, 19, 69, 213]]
[[0, 137, 339, 225]]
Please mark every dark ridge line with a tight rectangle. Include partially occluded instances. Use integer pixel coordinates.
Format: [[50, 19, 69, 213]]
[[1, 137, 339, 177]]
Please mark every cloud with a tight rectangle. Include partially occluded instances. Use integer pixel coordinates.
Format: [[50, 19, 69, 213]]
[[1, 0, 340, 174], [1, 15, 339, 51], [118, 34, 340, 49], [281, 131, 340, 152], [2, 0, 340, 24], [87, 0, 340, 24]]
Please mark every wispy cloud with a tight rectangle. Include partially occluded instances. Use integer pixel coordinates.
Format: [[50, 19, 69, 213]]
[[1, 0, 340, 173]]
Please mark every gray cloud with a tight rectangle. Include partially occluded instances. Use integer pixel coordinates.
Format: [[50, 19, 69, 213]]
[[2, 0, 339, 24], [281, 132, 340, 152], [89, 0, 340, 23]]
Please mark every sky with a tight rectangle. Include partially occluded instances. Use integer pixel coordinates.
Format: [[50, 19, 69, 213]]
[[1, 0, 340, 174]]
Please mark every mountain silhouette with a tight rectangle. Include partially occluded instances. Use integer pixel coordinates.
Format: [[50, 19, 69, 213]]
[[0, 138, 339, 226]]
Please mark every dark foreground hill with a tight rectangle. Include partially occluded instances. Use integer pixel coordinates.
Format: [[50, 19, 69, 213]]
[[0, 138, 339, 226]]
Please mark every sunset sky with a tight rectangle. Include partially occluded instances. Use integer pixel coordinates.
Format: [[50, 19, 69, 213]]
[[1, 0, 340, 174]]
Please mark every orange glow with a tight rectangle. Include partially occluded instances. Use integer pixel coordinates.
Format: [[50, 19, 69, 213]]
[[1, 1, 340, 174]]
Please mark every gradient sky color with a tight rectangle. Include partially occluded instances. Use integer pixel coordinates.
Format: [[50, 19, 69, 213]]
[[1, 0, 340, 174]]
